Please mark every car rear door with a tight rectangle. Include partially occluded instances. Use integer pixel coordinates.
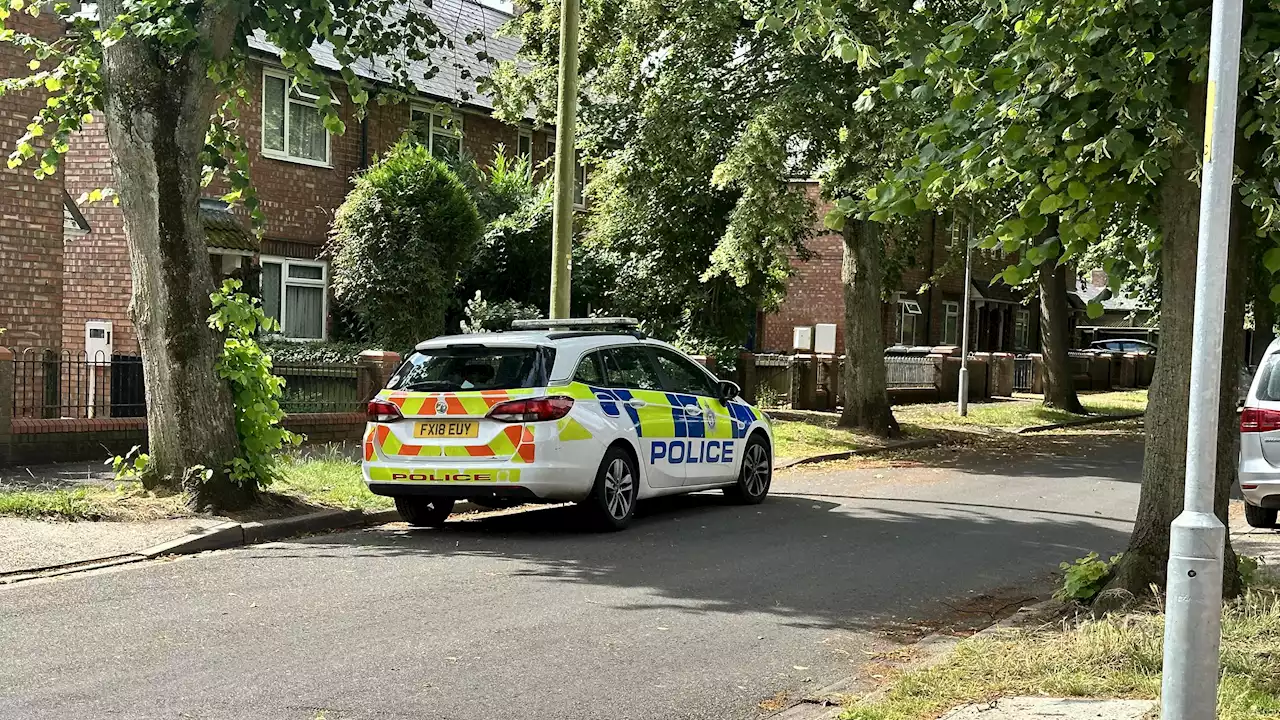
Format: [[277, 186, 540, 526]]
[[598, 345, 685, 488], [647, 347, 740, 486]]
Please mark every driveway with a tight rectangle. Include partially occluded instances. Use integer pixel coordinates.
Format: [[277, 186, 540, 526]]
[[0, 436, 1143, 720]]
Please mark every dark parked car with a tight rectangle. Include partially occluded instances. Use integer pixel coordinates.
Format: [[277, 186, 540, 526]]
[[1087, 339, 1157, 355]]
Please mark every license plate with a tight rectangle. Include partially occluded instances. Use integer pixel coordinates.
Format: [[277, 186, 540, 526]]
[[414, 421, 479, 439]]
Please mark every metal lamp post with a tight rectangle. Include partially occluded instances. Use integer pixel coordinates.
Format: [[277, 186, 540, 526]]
[[1160, 0, 1243, 714], [958, 216, 973, 416], [547, 0, 582, 319]]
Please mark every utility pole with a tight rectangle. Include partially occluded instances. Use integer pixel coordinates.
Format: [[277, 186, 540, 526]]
[[1160, 0, 1242, 714], [547, 0, 582, 319], [958, 214, 973, 416]]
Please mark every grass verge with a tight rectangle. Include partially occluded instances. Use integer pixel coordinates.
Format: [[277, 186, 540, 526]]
[[273, 451, 392, 512], [843, 587, 1280, 720], [894, 390, 1147, 431], [0, 446, 388, 521], [0, 483, 187, 521]]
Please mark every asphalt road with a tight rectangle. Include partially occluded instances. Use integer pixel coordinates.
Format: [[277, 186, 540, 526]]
[[0, 436, 1143, 720]]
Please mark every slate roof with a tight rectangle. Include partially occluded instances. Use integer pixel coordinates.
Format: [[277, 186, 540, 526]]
[[247, 0, 522, 112], [200, 200, 258, 252]]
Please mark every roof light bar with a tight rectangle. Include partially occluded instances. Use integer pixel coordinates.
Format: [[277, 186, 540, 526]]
[[510, 317, 640, 330]]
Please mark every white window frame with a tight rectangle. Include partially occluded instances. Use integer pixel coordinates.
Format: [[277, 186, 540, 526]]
[[411, 106, 465, 159], [1014, 308, 1031, 351], [260, 255, 329, 341], [518, 129, 534, 177], [545, 139, 588, 209], [896, 300, 922, 345], [260, 69, 333, 168], [942, 301, 960, 345]]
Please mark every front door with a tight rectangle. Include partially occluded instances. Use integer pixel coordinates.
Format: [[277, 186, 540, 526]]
[[599, 346, 684, 488], [648, 348, 741, 486]]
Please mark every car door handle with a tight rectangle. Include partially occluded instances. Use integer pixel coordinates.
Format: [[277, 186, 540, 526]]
[[626, 398, 647, 409], [683, 405, 703, 416]]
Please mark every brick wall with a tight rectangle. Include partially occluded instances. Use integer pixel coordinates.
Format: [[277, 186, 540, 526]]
[[59, 58, 544, 351], [0, 14, 65, 350], [764, 182, 1036, 354], [62, 114, 137, 354]]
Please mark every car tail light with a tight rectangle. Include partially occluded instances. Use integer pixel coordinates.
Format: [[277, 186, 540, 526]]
[[1240, 407, 1280, 433], [488, 396, 574, 423], [367, 398, 403, 423]]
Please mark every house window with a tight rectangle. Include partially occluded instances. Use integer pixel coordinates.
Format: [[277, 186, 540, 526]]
[[260, 256, 328, 340], [943, 301, 960, 345], [411, 107, 463, 161], [261, 69, 330, 166], [896, 300, 922, 345], [545, 139, 587, 208], [518, 130, 533, 161], [1014, 308, 1031, 351]]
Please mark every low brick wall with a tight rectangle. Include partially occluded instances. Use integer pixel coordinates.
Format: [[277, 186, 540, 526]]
[[5, 412, 367, 466]]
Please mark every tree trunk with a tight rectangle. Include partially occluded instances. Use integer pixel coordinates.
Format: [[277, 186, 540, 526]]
[[839, 219, 897, 436], [1038, 259, 1085, 413], [1251, 268, 1275, 367], [1107, 79, 1244, 597], [98, 0, 253, 510]]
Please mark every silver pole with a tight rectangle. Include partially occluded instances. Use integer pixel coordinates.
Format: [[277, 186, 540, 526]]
[[958, 214, 973, 416], [1160, 0, 1241, 713]]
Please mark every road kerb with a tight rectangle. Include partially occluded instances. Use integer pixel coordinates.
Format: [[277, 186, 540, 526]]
[[1015, 413, 1144, 434], [138, 520, 244, 558], [774, 437, 941, 470]]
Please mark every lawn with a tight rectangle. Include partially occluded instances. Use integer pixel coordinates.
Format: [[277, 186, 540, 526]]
[[894, 390, 1147, 431], [770, 412, 916, 460], [273, 449, 392, 512], [842, 586, 1280, 720]]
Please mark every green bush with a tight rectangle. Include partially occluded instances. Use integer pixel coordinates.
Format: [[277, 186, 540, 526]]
[[460, 291, 542, 333], [330, 141, 483, 349], [260, 339, 371, 365], [209, 279, 301, 488], [1055, 552, 1122, 602]]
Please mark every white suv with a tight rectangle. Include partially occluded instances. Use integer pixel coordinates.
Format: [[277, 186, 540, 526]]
[[1238, 341, 1280, 528]]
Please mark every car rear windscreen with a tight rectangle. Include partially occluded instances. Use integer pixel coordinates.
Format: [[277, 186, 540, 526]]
[[1255, 353, 1280, 401], [387, 346, 553, 392]]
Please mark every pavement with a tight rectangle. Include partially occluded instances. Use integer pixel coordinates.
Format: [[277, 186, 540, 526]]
[[0, 433, 1152, 720], [0, 516, 225, 574]]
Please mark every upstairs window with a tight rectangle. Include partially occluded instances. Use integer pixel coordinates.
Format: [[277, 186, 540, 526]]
[[411, 107, 464, 162], [261, 69, 330, 166]]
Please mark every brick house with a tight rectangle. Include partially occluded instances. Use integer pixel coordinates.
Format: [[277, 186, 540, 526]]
[[4, 0, 558, 359], [760, 182, 1080, 355]]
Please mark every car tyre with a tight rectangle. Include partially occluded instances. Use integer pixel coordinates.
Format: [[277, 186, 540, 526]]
[[396, 497, 455, 527], [1244, 502, 1278, 529], [582, 445, 639, 531], [725, 434, 771, 505]]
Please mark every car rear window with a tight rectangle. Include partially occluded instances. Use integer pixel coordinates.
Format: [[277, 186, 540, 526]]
[[387, 346, 554, 392], [1256, 353, 1280, 401]]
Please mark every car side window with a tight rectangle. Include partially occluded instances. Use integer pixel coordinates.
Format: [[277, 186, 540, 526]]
[[651, 348, 718, 397], [573, 352, 606, 386], [600, 346, 664, 391]]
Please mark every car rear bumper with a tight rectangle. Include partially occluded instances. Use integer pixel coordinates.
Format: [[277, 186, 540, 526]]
[[363, 460, 594, 503]]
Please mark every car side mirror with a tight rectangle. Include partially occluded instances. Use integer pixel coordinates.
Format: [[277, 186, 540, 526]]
[[718, 380, 741, 402]]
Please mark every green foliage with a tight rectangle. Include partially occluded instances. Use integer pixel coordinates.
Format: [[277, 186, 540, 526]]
[[460, 291, 542, 333], [209, 279, 301, 488], [492, 0, 815, 354], [106, 445, 150, 483], [1056, 552, 1122, 602], [0, 0, 458, 224], [755, 383, 788, 410], [259, 339, 372, 366], [1239, 555, 1266, 589], [329, 142, 483, 349]]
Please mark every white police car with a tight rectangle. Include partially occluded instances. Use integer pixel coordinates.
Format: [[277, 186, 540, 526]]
[[362, 318, 773, 530]]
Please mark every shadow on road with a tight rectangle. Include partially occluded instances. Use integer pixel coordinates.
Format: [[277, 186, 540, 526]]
[[259, 488, 1132, 635]]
